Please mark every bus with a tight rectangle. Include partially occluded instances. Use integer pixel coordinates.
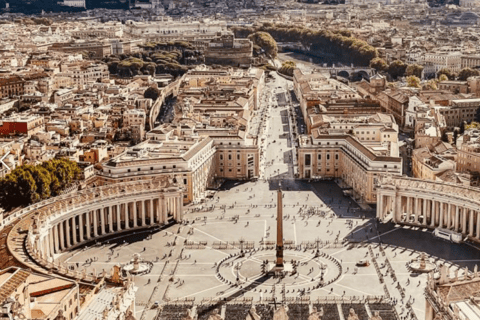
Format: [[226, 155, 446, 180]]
[[433, 228, 463, 243]]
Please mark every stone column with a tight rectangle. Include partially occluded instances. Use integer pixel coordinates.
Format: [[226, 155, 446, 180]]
[[405, 197, 411, 222], [463, 208, 468, 234], [162, 197, 167, 223], [476, 212, 480, 239], [108, 207, 113, 233], [116, 204, 121, 231], [49, 229, 55, 256], [141, 201, 146, 227], [378, 194, 384, 220], [447, 204, 452, 229], [422, 198, 427, 225], [100, 207, 106, 235], [176, 196, 183, 222], [470, 209, 475, 236], [59, 222, 65, 250], [439, 202, 444, 228], [53, 225, 59, 253], [93, 210, 98, 237], [85, 211, 91, 240], [79, 213, 84, 242], [133, 202, 138, 228], [66, 219, 71, 248], [125, 203, 130, 230], [455, 205, 459, 232], [430, 200, 436, 227], [72, 217, 77, 245], [414, 198, 419, 223], [149, 199, 153, 225]]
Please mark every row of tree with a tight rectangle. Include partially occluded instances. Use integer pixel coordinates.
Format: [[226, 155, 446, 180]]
[[370, 57, 480, 81], [231, 24, 378, 66], [0, 159, 80, 210]]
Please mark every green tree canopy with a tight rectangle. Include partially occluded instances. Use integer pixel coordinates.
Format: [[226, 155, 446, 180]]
[[248, 31, 278, 58], [144, 87, 161, 101], [458, 68, 480, 81], [369, 57, 387, 72], [406, 64, 424, 78], [437, 68, 455, 80], [0, 159, 80, 211], [406, 75, 421, 88], [387, 60, 407, 79], [438, 74, 449, 82]]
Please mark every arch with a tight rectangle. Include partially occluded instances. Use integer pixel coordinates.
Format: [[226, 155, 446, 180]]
[[337, 70, 350, 79]]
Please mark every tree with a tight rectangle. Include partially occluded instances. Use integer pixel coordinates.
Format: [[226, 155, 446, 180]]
[[441, 131, 449, 143], [369, 57, 387, 72], [406, 64, 424, 78], [423, 79, 438, 90], [406, 75, 421, 88], [248, 31, 278, 58], [144, 87, 161, 101], [387, 60, 407, 79], [437, 68, 454, 80], [279, 60, 296, 76], [458, 68, 480, 81], [438, 74, 448, 82]]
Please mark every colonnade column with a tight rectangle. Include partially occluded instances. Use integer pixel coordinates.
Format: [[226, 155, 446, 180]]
[[59, 222, 65, 250], [414, 198, 419, 223], [455, 206, 459, 232], [149, 200, 154, 225], [79, 213, 84, 242], [109, 207, 114, 233], [49, 229, 54, 257], [439, 202, 444, 228], [406, 197, 411, 222], [93, 210, 98, 237], [141, 201, 146, 227], [463, 208, 467, 234], [66, 219, 71, 248], [125, 204, 130, 230], [476, 212, 480, 239], [53, 225, 59, 253], [162, 197, 167, 223], [133, 202, 138, 228], [430, 200, 436, 227], [447, 204, 452, 229], [469, 210, 475, 236], [100, 207, 106, 235], [72, 217, 77, 245], [422, 199, 427, 225], [116, 204, 121, 231], [85, 211, 91, 240]]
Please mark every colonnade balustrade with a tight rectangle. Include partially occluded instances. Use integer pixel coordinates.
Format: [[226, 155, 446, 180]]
[[377, 176, 480, 242], [6, 177, 184, 279]]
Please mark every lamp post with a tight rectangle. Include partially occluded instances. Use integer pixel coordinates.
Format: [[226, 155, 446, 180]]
[[239, 237, 245, 257]]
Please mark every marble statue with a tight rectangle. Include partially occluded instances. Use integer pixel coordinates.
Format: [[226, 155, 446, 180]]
[[53, 310, 66, 320], [182, 307, 197, 320], [246, 305, 261, 320], [347, 308, 359, 320], [308, 307, 324, 320], [125, 310, 137, 320], [207, 309, 222, 320], [273, 305, 289, 320], [370, 311, 382, 320]]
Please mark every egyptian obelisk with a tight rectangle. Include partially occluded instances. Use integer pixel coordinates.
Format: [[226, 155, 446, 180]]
[[276, 184, 284, 270]]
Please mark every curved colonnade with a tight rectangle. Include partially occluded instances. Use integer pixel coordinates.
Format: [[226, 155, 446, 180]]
[[377, 175, 480, 242], [7, 176, 184, 282]]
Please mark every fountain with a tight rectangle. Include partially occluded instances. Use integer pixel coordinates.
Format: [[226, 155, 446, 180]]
[[122, 253, 152, 275], [407, 252, 436, 273]]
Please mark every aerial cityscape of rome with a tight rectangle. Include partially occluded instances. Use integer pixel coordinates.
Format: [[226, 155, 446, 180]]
[[3, 0, 480, 320]]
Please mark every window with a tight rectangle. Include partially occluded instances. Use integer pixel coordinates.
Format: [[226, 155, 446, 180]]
[[163, 166, 166, 169], [183, 179, 187, 184], [128, 169, 131, 173], [219, 154, 223, 160], [327, 154, 330, 160], [318, 154, 321, 160], [305, 154, 311, 166], [173, 165, 176, 169], [335, 154, 339, 160], [237, 154, 240, 160], [228, 154, 232, 160], [384, 165, 387, 168], [138, 168, 141, 171]]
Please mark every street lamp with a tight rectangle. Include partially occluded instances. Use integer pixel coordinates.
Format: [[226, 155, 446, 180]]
[[239, 237, 245, 257]]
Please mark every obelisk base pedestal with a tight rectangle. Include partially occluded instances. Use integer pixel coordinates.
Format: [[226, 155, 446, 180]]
[[266, 263, 292, 277]]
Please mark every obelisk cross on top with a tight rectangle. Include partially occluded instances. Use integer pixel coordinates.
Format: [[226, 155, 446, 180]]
[[276, 183, 284, 270]]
